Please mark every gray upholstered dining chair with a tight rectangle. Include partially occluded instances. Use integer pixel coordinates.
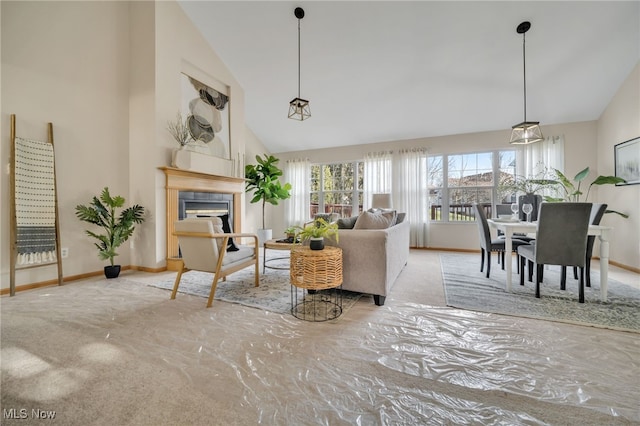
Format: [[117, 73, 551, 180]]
[[473, 203, 529, 278], [561, 203, 607, 289], [517, 202, 592, 302], [495, 203, 535, 243]]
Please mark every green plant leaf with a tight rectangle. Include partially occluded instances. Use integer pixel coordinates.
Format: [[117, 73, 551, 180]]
[[573, 167, 590, 182], [592, 175, 626, 185]]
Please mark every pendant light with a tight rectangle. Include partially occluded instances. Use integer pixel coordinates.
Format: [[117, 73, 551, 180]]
[[510, 21, 543, 145], [288, 7, 311, 121]]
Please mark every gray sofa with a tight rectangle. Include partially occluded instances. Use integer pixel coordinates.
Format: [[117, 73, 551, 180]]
[[327, 216, 410, 305]]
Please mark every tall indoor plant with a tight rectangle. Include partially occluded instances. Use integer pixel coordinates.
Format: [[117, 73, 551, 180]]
[[245, 154, 292, 244], [75, 187, 146, 278], [544, 167, 628, 218]]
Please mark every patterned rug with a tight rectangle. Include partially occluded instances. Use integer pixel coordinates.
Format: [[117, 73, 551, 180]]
[[441, 254, 640, 333], [148, 259, 361, 318]]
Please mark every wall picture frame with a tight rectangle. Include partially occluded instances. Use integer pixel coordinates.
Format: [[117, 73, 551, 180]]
[[614, 136, 640, 185], [181, 73, 231, 160]]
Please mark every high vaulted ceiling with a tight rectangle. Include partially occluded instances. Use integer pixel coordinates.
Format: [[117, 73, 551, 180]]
[[178, 1, 640, 153]]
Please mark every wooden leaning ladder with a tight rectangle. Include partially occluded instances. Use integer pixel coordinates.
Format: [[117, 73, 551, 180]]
[[9, 114, 63, 296]]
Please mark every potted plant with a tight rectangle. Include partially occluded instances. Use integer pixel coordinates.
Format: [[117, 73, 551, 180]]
[[245, 154, 292, 245], [75, 187, 146, 278], [295, 218, 339, 250], [544, 167, 628, 218], [284, 226, 298, 241]]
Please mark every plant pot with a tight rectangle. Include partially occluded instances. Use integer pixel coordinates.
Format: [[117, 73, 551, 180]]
[[256, 229, 273, 247], [310, 237, 324, 250], [104, 265, 121, 279]]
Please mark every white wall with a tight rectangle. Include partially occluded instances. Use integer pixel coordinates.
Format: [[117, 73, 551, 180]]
[[244, 126, 271, 235], [1, 1, 132, 286], [597, 63, 640, 270], [1, 1, 247, 289]]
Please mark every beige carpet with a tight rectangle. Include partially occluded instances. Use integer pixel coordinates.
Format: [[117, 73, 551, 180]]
[[1, 250, 639, 425]]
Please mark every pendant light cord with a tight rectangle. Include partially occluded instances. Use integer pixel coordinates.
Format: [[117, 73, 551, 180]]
[[522, 31, 527, 121], [297, 18, 301, 99]]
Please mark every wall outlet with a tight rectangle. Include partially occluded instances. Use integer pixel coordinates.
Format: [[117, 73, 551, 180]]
[[61, 248, 69, 258]]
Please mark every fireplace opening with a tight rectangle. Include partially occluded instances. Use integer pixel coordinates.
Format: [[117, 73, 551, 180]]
[[178, 191, 234, 227]]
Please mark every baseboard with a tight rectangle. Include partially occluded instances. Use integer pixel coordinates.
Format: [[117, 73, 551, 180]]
[[0, 264, 167, 296]]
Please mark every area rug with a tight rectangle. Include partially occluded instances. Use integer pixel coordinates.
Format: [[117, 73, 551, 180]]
[[441, 253, 640, 333], [146, 259, 361, 317]]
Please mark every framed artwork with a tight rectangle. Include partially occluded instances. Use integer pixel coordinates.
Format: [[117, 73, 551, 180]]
[[614, 136, 640, 185], [181, 73, 230, 160]]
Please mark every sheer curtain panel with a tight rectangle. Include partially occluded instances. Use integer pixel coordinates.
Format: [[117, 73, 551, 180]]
[[521, 135, 565, 177], [285, 158, 310, 227], [364, 150, 392, 209], [393, 148, 429, 248]]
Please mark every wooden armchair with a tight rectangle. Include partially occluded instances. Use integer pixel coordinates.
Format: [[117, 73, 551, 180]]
[[172, 218, 259, 308]]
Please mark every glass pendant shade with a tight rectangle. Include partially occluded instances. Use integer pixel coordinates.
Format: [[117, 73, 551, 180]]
[[288, 97, 311, 121], [510, 121, 544, 145]]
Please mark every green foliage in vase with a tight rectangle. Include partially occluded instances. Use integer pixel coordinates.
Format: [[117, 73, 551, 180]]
[[75, 187, 146, 266], [295, 218, 339, 243]]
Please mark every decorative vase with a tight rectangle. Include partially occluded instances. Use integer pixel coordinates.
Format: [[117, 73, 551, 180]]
[[310, 237, 324, 250], [104, 265, 121, 279]]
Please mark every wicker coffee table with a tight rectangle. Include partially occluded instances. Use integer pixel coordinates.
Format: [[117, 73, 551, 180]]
[[289, 246, 343, 321]]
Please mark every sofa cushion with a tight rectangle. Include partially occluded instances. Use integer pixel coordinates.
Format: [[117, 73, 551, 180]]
[[337, 216, 358, 229], [353, 211, 394, 229]]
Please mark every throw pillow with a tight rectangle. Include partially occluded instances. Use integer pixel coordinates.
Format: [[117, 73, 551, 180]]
[[353, 211, 394, 230], [396, 212, 406, 224], [336, 216, 358, 229], [218, 214, 239, 251], [200, 216, 225, 253]]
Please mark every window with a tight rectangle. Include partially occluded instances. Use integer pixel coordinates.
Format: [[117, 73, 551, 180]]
[[428, 150, 517, 222], [310, 161, 364, 219]]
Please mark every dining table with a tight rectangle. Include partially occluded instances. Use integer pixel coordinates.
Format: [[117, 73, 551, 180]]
[[487, 219, 613, 301]]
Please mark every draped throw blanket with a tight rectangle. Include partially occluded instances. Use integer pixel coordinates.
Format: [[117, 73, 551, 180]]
[[14, 137, 57, 265]]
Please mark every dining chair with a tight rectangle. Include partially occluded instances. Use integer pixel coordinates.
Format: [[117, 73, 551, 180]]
[[517, 203, 592, 302], [473, 203, 529, 278], [495, 203, 535, 243], [560, 203, 607, 289], [172, 217, 259, 308], [518, 194, 542, 222]]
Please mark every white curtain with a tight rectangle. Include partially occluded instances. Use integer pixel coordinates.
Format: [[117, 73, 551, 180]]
[[284, 158, 310, 227], [521, 135, 565, 177], [393, 148, 429, 248], [363, 150, 392, 209]]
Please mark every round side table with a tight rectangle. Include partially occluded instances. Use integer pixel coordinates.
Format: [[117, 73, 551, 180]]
[[290, 246, 343, 321], [263, 239, 296, 273]]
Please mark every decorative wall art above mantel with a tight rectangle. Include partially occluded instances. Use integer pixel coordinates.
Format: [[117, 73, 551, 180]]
[[181, 73, 231, 160]]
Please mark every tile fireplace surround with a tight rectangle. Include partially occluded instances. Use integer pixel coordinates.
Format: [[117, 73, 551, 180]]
[[160, 167, 244, 271]]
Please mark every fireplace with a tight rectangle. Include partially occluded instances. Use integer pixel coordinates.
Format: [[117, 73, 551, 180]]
[[161, 167, 245, 271], [178, 192, 233, 224]]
